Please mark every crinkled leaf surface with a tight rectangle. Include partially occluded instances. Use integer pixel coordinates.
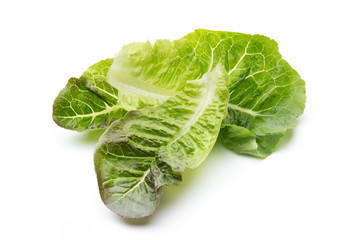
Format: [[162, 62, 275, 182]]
[[53, 59, 126, 130], [94, 64, 229, 218], [182, 30, 306, 157], [106, 39, 204, 111], [53, 29, 305, 157], [53, 39, 203, 131]]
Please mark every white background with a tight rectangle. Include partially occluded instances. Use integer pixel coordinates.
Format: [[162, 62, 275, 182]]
[[1, 0, 359, 239]]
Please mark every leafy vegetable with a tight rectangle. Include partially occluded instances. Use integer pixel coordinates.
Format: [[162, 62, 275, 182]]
[[53, 59, 126, 130], [53, 29, 306, 219], [181, 30, 305, 157], [106, 39, 203, 111], [94, 64, 229, 218], [53, 29, 305, 157], [221, 58, 305, 157]]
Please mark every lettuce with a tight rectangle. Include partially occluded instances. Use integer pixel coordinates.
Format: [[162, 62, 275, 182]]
[[53, 29, 306, 218], [53, 29, 305, 157], [94, 64, 229, 218]]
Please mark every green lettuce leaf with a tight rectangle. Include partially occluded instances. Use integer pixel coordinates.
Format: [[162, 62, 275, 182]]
[[53, 29, 305, 157], [94, 64, 229, 218], [52, 39, 203, 131], [106, 39, 204, 111], [221, 58, 305, 157], [53, 59, 126, 130], [181, 30, 306, 157]]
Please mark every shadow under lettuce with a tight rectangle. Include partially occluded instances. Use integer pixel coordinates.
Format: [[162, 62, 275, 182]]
[[76, 128, 107, 145]]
